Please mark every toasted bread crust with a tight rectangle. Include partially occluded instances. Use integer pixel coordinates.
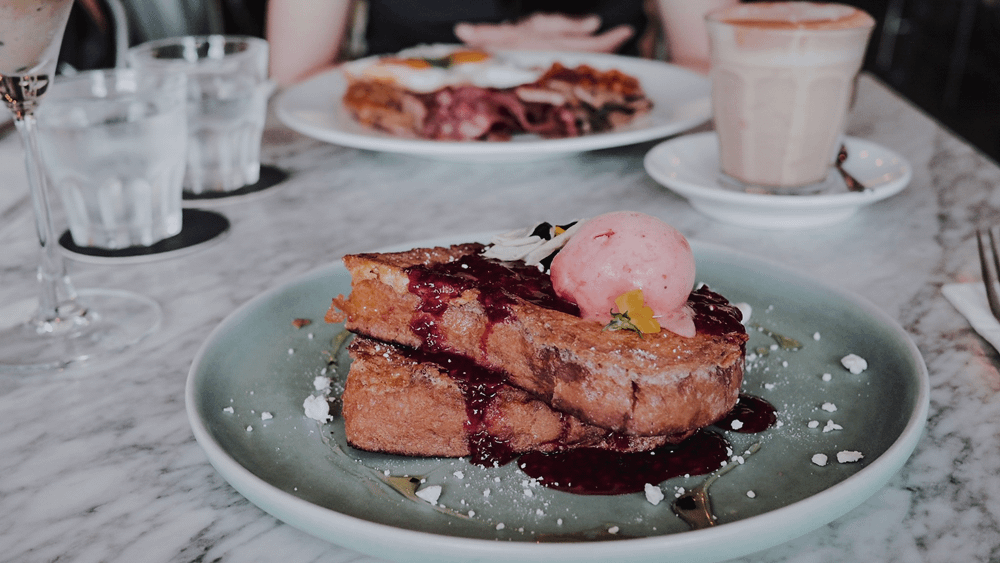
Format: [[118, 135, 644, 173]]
[[330, 244, 747, 437], [343, 336, 684, 457]]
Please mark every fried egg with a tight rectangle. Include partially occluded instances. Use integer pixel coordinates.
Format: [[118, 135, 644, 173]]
[[343, 44, 543, 93]]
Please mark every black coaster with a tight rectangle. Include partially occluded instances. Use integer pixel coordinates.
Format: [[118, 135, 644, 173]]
[[59, 208, 230, 263], [182, 165, 289, 201]]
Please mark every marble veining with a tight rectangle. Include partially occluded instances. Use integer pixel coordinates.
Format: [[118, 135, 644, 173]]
[[2, 74, 1000, 562]]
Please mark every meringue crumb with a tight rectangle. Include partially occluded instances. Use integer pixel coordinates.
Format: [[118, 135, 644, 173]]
[[823, 420, 843, 432], [222, 406, 234, 414], [608, 526, 620, 534], [735, 302, 752, 323], [841, 354, 868, 374], [302, 394, 332, 422], [747, 490, 756, 498], [808, 420, 820, 428], [821, 373, 832, 381], [821, 402, 837, 412], [837, 450, 864, 463], [644, 483, 664, 505], [415, 485, 442, 504], [261, 412, 273, 420], [811, 453, 828, 466]]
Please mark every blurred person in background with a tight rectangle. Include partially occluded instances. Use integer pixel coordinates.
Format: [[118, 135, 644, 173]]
[[267, 0, 737, 86]]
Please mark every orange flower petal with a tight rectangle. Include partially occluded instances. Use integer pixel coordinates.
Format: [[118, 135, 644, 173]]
[[614, 289, 660, 334]]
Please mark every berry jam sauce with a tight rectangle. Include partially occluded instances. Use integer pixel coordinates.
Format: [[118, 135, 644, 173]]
[[517, 394, 776, 495], [396, 345, 518, 467], [518, 430, 730, 495], [689, 285, 747, 339], [406, 244, 578, 351], [406, 243, 578, 322], [715, 394, 778, 434]]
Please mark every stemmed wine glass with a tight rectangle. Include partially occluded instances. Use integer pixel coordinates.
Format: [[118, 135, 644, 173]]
[[0, 0, 161, 371]]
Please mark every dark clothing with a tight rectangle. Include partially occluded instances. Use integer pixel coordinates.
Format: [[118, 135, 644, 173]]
[[59, 2, 116, 71], [364, 0, 648, 57]]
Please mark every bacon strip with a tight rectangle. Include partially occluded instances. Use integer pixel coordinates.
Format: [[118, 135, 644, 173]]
[[343, 62, 652, 141]]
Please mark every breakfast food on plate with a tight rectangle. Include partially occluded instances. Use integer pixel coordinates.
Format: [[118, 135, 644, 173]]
[[326, 212, 748, 461], [340, 45, 653, 141], [344, 336, 684, 462]]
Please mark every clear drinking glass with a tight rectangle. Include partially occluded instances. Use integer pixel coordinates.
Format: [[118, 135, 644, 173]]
[[0, 0, 162, 371], [128, 35, 270, 195], [37, 69, 188, 250]]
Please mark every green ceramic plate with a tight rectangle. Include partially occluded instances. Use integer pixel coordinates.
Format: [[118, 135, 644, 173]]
[[186, 237, 928, 563]]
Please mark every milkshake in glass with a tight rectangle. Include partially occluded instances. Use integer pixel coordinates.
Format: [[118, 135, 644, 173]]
[[706, 2, 875, 193]]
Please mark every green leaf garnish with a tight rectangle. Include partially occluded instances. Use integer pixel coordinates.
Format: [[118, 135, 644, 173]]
[[603, 310, 644, 338]]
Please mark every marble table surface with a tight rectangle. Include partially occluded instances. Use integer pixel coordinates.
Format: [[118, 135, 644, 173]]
[[2, 73, 999, 562]]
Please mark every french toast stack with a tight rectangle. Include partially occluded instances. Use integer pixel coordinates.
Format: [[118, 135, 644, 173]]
[[326, 242, 748, 462]]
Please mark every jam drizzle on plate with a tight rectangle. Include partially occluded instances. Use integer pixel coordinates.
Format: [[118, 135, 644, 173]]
[[518, 394, 775, 496]]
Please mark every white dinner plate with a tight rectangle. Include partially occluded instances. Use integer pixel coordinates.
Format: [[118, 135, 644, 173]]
[[275, 51, 711, 162], [644, 133, 913, 229], [186, 234, 928, 563]]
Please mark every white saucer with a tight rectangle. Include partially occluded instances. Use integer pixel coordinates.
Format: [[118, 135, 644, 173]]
[[643, 132, 912, 229]]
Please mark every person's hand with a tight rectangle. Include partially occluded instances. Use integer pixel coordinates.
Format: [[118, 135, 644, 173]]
[[454, 13, 634, 54]]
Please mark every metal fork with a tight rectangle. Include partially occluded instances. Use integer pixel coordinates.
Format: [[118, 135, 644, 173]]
[[976, 229, 1000, 319]]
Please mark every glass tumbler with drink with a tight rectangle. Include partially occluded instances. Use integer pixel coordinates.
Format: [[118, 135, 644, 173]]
[[37, 69, 188, 250], [128, 35, 271, 195], [705, 2, 875, 194], [0, 0, 163, 371]]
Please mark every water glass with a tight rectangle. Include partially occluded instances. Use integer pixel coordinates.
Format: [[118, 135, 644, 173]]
[[128, 35, 270, 194], [36, 68, 188, 249]]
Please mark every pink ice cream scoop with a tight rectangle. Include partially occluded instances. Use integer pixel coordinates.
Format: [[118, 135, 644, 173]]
[[550, 211, 696, 337]]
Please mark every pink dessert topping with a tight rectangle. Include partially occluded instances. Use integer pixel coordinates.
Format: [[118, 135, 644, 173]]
[[549, 211, 696, 337]]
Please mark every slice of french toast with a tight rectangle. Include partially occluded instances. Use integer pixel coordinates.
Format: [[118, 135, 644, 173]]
[[343, 336, 686, 461], [327, 243, 747, 437]]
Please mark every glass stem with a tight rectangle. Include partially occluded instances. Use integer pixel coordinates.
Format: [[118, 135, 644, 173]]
[[13, 112, 79, 331]]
